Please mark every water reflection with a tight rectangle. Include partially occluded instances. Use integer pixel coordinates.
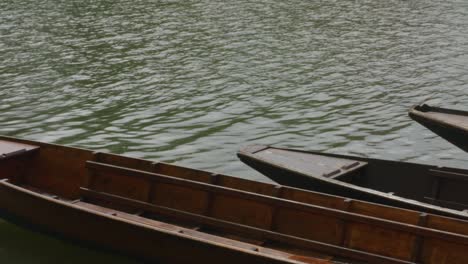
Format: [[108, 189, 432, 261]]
[[1, 0, 468, 261]]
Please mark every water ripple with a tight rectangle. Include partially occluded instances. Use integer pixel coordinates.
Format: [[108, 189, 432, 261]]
[[0, 0, 467, 206]]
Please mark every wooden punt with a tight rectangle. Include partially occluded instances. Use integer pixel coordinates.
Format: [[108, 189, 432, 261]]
[[238, 145, 468, 220], [2, 137, 468, 263], [409, 103, 468, 152]]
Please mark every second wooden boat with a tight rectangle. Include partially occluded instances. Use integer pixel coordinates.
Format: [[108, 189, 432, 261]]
[[2, 136, 468, 263], [409, 103, 468, 152], [238, 145, 468, 220]]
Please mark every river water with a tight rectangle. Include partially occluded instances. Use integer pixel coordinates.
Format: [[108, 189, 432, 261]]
[[1, 0, 468, 262]]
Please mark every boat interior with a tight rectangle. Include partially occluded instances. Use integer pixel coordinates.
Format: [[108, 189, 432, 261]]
[[1, 138, 468, 263], [239, 146, 468, 212]]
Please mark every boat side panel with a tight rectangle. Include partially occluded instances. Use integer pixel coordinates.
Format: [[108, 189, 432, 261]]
[[22, 144, 94, 199], [345, 222, 416, 260], [210, 194, 274, 230], [426, 215, 468, 236], [274, 207, 343, 245], [91, 170, 151, 202], [151, 183, 210, 215], [348, 201, 420, 225]]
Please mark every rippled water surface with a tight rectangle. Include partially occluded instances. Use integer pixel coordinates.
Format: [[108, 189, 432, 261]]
[[1, 0, 468, 262]]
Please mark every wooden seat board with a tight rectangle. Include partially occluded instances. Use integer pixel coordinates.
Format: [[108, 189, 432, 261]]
[[248, 147, 366, 178]]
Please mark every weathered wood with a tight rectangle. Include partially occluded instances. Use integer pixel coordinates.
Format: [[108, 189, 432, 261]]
[[80, 187, 410, 264], [238, 145, 468, 219], [85, 160, 468, 249]]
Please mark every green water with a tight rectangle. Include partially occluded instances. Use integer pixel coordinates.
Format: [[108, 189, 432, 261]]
[[1, 0, 468, 262]]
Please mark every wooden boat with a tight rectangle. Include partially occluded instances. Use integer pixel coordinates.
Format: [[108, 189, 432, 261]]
[[409, 103, 468, 152], [2, 137, 468, 264], [238, 145, 468, 220]]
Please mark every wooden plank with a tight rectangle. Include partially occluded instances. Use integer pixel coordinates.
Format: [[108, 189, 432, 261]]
[[85, 161, 468, 247], [420, 238, 468, 264], [79, 187, 410, 264], [87, 150, 468, 234], [248, 147, 367, 179], [426, 214, 468, 236], [210, 194, 273, 230], [77, 148, 468, 237], [274, 207, 342, 245], [92, 169, 151, 202], [350, 200, 420, 225], [218, 175, 277, 196], [151, 183, 209, 215], [77, 200, 310, 261], [345, 222, 416, 261]]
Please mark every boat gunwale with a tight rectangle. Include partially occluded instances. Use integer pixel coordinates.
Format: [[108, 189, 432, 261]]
[[85, 160, 468, 246], [0, 179, 314, 264]]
